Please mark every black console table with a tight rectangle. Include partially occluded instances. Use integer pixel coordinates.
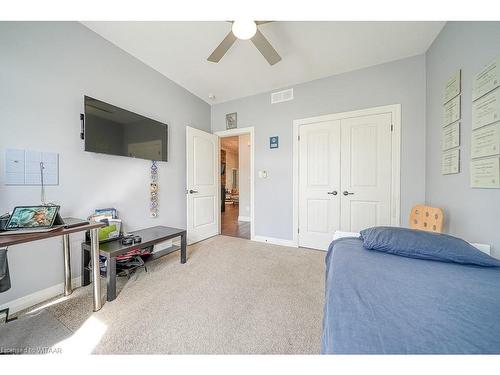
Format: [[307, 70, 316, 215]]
[[81, 225, 186, 302]]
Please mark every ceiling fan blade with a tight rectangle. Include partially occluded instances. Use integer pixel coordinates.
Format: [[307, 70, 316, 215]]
[[207, 31, 237, 63], [255, 21, 273, 25], [251, 29, 281, 66]]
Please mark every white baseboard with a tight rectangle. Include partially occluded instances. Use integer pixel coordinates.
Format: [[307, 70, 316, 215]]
[[253, 235, 298, 248], [238, 216, 251, 222], [0, 276, 81, 315]]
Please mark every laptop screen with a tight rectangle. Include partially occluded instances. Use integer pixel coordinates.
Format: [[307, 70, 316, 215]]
[[6, 206, 60, 230]]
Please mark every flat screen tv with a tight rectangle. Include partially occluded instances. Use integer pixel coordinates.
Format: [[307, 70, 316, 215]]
[[84, 96, 168, 161]]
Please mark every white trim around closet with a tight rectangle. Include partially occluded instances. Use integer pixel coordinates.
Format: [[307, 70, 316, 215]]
[[292, 104, 402, 247]]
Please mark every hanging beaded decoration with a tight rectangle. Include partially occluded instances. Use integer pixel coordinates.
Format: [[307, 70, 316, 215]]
[[150, 160, 159, 218]]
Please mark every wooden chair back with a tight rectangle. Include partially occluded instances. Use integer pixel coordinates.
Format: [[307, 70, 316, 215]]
[[409, 204, 444, 233]]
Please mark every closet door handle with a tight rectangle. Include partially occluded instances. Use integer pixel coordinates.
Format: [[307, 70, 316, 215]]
[[342, 191, 354, 196], [187, 189, 199, 194], [327, 191, 338, 195]]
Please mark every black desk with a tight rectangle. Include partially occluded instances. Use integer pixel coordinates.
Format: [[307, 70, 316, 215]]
[[81, 226, 186, 302]]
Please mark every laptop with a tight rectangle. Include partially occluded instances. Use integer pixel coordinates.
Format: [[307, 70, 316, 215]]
[[0, 205, 64, 235]]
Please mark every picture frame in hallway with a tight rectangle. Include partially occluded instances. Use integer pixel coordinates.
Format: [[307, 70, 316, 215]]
[[226, 112, 237, 129]]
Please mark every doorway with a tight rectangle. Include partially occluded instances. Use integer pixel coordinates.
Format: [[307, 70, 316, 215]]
[[215, 127, 255, 240], [292, 105, 401, 250]]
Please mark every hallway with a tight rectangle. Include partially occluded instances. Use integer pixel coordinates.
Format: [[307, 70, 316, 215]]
[[221, 203, 250, 240]]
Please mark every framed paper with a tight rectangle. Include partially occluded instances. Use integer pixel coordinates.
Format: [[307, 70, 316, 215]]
[[470, 156, 500, 188], [472, 57, 500, 101], [442, 122, 460, 151], [443, 95, 460, 127], [225, 112, 237, 129], [471, 123, 500, 159], [443, 70, 461, 104], [472, 88, 500, 130], [441, 148, 460, 175]]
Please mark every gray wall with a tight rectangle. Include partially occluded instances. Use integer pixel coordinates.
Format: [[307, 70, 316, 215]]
[[426, 22, 500, 257], [212, 55, 427, 240], [0, 22, 210, 306]]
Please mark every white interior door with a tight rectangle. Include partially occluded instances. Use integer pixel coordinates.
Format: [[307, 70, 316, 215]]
[[298, 120, 341, 250], [340, 113, 393, 232], [186, 126, 219, 244]]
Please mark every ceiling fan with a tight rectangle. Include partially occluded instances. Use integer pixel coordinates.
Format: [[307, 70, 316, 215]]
[[207, 21, 282, 66]]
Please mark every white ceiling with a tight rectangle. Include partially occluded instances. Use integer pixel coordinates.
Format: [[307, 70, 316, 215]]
[[82, 21, 445, 104]]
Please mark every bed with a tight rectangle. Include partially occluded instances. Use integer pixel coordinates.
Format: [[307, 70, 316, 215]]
[[321, 232, 500, 354]]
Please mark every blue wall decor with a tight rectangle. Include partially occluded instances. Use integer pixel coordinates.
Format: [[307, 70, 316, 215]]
[[270, 136, 279, 149]]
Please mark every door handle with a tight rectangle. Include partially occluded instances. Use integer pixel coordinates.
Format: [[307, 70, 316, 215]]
[[187, 189, 199, 194], [342, 191, 354, 196], [327, 191, 338, 195]]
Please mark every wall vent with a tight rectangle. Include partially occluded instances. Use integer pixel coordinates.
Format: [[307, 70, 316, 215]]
[[271, 88, 294, 104]]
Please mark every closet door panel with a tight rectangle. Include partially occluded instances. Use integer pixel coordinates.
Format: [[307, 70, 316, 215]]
[[298, 120, 341, 250], [340, 113, 392, 232]]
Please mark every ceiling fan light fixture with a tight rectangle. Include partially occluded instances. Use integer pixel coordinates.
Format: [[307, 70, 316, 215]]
[[232, 20, 257, 40]]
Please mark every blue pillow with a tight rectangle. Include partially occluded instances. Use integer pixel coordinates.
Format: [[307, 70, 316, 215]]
[[359, 226, 500, 267]]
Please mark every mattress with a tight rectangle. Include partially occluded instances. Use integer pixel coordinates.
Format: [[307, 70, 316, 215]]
[[321, 237, 500, 354]]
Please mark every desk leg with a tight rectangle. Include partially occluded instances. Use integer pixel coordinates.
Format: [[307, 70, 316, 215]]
[[81, 246, 90, 286], [106, 257, 117, 302], [62, 234, 72, 296], [90, 228, 102, 311], [181, 232, 187, 264]]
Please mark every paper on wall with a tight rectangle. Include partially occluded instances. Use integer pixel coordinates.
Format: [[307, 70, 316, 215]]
[[470, 156, 500, 188], [472, 89, 500, 130], [473, 57, 500, 101], [443, 70, 461, 104], [443, 95, 461, 127], [441, 148, 460, 175], [471, 122, 500, 159], [442, 122, 460, 151]]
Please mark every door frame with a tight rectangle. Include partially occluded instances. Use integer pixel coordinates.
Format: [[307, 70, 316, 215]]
[[292, 104, 401, 247], [214, 126, 255, 241]]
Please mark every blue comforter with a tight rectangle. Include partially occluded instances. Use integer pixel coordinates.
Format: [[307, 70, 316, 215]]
[[321, 238, 500, 354]]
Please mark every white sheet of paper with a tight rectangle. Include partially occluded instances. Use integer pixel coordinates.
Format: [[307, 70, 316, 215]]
[[470, 156, 500, 188], [4, 149, 59, 185], [443, 95, 461, 126], [471, 122, 500, 159], [473, 57, 500, 101], [472, 89, 500, 130], [443, 70, 461, 104], [41, 152, 59, 185], [5, 149, 25, 185], [442, 122, 460, 151], [441, 148, 460, 175], [24, 150, 59, 185]]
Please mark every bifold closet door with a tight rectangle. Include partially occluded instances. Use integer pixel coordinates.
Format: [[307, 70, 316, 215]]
[[340, 113, 393, 232], [298, 121, 341, 250]]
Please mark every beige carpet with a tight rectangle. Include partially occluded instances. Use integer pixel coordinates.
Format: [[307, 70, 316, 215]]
[[16, 235, 326, 354]]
